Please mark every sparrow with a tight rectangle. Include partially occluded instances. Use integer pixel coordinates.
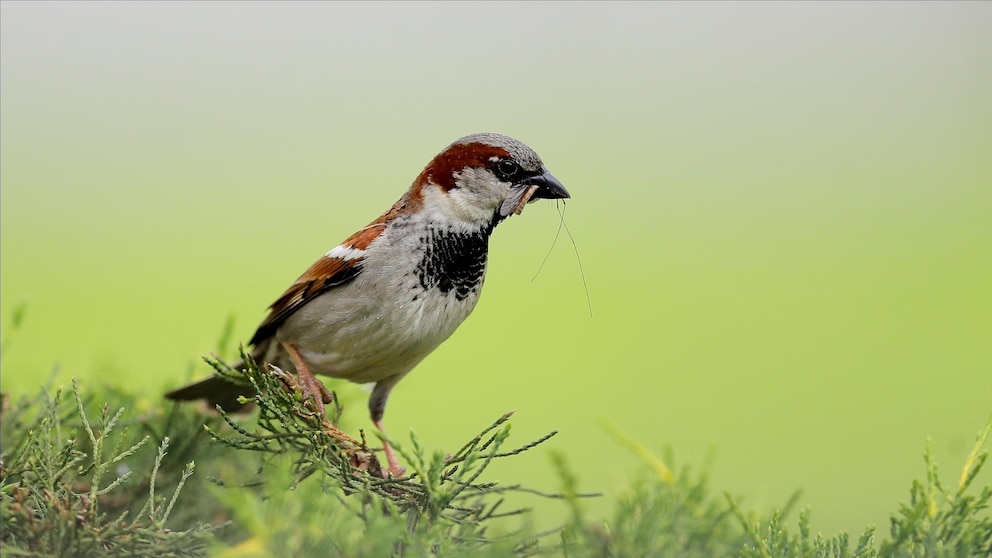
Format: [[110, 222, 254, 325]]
[[165, 132, 569, 476]]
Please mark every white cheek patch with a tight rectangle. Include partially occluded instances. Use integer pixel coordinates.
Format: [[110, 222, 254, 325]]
[[326, 245, 365, 261], [421, 182, 498, 231]]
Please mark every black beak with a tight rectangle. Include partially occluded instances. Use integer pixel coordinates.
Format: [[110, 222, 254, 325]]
[[522, 170, 570, 200]]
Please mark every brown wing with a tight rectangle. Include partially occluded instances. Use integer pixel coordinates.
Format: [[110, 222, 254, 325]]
[[249, 255, 364, 345], [248, 194, 417, 346], [249, 220, 395, 345]]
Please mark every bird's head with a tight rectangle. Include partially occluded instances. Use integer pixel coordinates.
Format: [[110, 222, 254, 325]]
[[411, 133, 569, 230]]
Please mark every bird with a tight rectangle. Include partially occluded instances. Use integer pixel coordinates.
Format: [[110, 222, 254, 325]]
[[165, 132, 569, 476]]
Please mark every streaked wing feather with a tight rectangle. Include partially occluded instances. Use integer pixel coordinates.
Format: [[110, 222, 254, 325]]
[[249, 256, 364, 345], [248, 220, 394, 345]]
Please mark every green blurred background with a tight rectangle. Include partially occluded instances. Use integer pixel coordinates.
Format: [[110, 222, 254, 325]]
[[2, 2, 990, 536]]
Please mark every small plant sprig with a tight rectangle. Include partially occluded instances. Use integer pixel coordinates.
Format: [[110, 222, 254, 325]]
[[555, 450, 748, 558], [724, 416, 992, 558], [203, 349, 568, 554], [877, 417, 992, 558], [0, 380, 216, 557], [549, 417, 992, 558]]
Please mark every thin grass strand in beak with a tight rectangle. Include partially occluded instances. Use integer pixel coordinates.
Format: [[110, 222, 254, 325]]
[[531, 201, 593, 318]]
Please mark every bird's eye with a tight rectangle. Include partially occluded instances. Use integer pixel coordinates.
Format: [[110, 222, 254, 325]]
[[495, 159, 520, 180]]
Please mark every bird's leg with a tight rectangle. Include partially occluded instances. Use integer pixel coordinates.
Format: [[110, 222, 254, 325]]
[[370, 378, 406, 477], [283, 344, 397, 478], [284, 342, 326, 416], [374, 419, 405, 478], [280, 345, 366, 453]]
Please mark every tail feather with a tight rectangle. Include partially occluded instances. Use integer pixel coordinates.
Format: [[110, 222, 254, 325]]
[[164, 374, 255, 413]]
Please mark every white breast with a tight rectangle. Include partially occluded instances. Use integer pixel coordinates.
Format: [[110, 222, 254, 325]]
[[275, 217, 487, 384]]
